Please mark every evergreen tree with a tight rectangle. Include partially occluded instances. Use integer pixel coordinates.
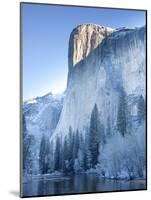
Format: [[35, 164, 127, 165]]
[[126, 111, 132, 135], [25, 135, 35, 174], [73, 129, 80, 159], [83, 149, 87, 171], [23, 114, 35, 174], [137, 95, 145, 123], [87, 104, 100, 168], [67, 127, 74, 172], [68, 126, 74, 158], [23, 114, 27, 170], [54, 137, 61, 171], [45, 138, 51, 173], [78, 133, 87, 171], [23, 114, 27, 138], [62, 136, 69, 172], [117, 87, 127, 137], [106, 116, 111, 138], [48, 141, 54, 172], [39, 134, 46, 174], [39, 134, 51, 174], [86, 149, 92, 169], [100, 123, 106, 145], [84, 128, 89, 170]]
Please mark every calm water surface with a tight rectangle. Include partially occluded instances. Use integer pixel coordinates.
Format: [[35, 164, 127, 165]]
[[23, 174, 146, 197]]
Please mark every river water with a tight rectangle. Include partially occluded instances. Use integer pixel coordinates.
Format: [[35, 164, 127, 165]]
[[22, 173, 146, 197]]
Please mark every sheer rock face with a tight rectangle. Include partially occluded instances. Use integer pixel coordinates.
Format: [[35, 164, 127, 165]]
[[52, 24, 146, 141], [68, 24, 113, 73]]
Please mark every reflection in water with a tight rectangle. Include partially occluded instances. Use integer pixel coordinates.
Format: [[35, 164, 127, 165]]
[[23, 174, 146, 197]]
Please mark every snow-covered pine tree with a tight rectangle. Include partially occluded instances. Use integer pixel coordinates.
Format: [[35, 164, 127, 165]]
[[23, 114, 35, 174], [62, 136, 69, 172], [39, 134, 51, 174], [23, 114, 27, 171], [39, 134, 45, 174], [45, 138, 52, 173], [54, 137, 61, 171], [106, 116, 111, 138], [137, 95, 145, 123], [87, 104, 100, 169], [100, 123, 106, 145], [48, 141, 54, 172], [79, 133, 87, 171], [24, 135, 35, 174], [117, 86, 127, 137], [67, 126, 74, 172], [73, 129, 80, 160]]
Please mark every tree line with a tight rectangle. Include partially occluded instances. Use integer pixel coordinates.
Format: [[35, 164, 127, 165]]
[[23, 89, 146, 175]]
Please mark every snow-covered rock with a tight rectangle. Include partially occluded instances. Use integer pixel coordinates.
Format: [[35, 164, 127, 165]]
[[23, 92, 64, 174], [51, 24, 146, 141], [24, 92, 64, 138]]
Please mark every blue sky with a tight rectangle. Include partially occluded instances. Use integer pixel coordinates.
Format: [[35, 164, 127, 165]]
[[22, 3, 146, 100]]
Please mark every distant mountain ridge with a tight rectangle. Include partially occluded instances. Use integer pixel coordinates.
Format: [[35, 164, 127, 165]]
[[24, 92, 64, 137]]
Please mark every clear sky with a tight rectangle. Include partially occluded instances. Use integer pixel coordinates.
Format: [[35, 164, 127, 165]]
[[22, 3, 146, 100]]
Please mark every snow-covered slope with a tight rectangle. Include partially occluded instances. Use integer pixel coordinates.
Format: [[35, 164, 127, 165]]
[[24, 92, 64, 138], [51, 24, 146, 141], [23, 92, 64, 175]]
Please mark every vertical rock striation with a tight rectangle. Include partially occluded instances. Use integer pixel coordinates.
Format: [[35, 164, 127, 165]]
[[52, 24, 146, 141], [68, 24, 113, 74]]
